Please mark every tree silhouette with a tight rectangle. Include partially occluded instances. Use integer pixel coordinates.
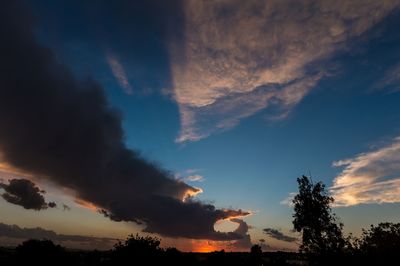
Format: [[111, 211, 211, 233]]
[[250, 244, 262, 256], [292, 175, 345, 254], [250, 244, 263, 265], [111, 234, 162, 264]]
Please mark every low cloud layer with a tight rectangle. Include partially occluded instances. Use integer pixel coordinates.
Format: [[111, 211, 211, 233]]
[[0, 179, 55, 210], [331, 137, 400, 206], [171, 0, 400, 142], [0, 222, 115, 249], [263, 228, 297, 243], [0, 1, 248, 241]]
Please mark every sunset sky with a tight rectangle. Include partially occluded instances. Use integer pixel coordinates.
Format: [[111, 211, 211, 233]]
[[1, 0, 400, 252]]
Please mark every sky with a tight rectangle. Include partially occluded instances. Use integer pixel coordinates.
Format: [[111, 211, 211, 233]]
[[1, 0, 400, 252]]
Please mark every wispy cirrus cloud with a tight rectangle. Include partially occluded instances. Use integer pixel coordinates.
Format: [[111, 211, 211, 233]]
[[280, 192, 296, 207], [185, 175, 205, 182], [175, 169, 205, 183], [106, 52, 133, 95], [374, 63, 400, 92], [170, 0, 400, 142], [331, 137, 400, 206]]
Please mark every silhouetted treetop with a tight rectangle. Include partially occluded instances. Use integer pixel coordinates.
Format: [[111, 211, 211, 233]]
[[292, 175, 346, 254], [114, 234, 161, 254]]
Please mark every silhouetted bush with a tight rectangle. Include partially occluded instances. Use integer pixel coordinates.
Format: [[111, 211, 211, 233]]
[[358, 222, 400, 253], [350, 222, 400, 265], [16, 239, 74, 266], [110, 234, 162, 264]]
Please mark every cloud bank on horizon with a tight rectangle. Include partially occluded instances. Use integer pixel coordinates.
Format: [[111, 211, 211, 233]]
[[0, 222, 116, 250], [170, 0, 400, 142], [0, 0, 249, 242]]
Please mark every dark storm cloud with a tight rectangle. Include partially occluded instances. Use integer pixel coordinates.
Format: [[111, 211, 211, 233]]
[[0, 179, 53, 210], [0, 222, 115, 246], [229, 219, 253, 250], [263, 228, 297, 243], [48, 201, 57, 208], [0, 1, 248, 240]]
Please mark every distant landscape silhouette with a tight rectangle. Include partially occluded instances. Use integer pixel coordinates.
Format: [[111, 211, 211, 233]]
[[1, 175, 399, 265]]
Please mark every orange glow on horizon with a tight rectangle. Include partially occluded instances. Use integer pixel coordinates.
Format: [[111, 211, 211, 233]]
[[192, 243, 218, 253], [167, 238, 247, 253], [186, 239, 227, 253]]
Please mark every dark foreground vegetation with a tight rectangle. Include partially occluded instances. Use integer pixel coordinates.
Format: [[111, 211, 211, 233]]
[[1, 176, 399, 266], [0, 230, 399, 266], [0, 239, 303, 266]]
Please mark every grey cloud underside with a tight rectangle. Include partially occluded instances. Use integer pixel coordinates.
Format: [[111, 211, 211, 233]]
[[263, 228, 297, 243], [0, 179, 55, 210], [228, 218, 253, 250], [0, 1, 247, 241]]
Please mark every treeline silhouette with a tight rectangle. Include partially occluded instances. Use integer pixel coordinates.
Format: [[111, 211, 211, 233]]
[[1, 175, 399, 266], [0, 236, 296, 266]]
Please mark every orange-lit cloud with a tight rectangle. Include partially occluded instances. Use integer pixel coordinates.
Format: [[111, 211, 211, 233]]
[[170, 0, 400, 142], [74, 198, 99, 211], [182, 186, 203, 202], [173, 216, 254, 252], [331, 137, 400, 206], [0, 161, 35, 179]]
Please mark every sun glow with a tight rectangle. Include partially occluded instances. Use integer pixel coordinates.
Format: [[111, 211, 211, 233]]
[[188, 239, 228, 253], [193, 243, 217, 253]]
